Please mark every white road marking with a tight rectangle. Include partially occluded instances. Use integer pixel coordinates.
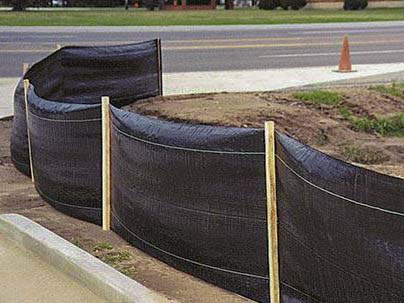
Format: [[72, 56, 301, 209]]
[[0, 34, 75, 38], [259, 49, 404, 58], [301, 29, 404, 35]]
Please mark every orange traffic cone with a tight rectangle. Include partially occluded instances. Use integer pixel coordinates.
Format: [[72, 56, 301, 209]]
[[338, 35, 353, 73]]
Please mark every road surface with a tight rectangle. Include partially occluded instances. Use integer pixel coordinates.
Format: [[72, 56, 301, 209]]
[[1, 21, 404, 77]]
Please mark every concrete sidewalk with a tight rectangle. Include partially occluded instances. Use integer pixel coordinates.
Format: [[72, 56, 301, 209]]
[[0, 77, 18, 118], [163, 63, 404, 95], [0, 214, 172, 303], [0, 231, 108, 303], [2, 63, 404, 118]]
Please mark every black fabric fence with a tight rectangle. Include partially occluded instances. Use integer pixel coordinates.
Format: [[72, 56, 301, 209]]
[[109, 106, 272, 302], [27, 85, 102, 223], [10, 40, 404, 302], [109, 104, 404, 302], [13, 40, 162, 223], [11, 39, 162, 177], [276, 133, 404, 303]]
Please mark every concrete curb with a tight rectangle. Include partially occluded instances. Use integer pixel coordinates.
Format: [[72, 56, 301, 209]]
[[0, 213, 175, 303], [280, 70, 404, 91]]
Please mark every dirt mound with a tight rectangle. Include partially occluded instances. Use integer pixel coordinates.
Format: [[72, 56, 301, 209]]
[[125, 85, 404, 178]]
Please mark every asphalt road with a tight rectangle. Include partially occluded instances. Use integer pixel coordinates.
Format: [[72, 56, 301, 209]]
[[1, 22, 404, 77]]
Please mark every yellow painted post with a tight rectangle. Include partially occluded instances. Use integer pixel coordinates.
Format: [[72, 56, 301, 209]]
[[22, 63, 29, 74], [102, 96, 111, 231], [265, 121, 280, 303], [23, 79, 35, 183]]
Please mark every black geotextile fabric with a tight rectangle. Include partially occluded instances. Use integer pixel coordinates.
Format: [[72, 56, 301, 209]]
[[27, 85, 102, 224], [276, 133, 404, 303], [10, 38, 404, 302], [109, 105, 271, 302], [110, 105, 404, 303], [10, 79, 29, 175], [10, 39, 161, 177]]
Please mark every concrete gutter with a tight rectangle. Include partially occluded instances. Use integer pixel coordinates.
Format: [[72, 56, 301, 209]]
[[0, 213, 175, 303]]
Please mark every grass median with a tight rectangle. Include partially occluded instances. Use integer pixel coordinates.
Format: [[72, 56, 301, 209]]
[[1, 8, 404, 26]]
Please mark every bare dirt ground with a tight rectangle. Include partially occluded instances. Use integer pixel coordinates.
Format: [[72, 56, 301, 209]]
[[128, 86, 404, 178], [0, 118, 251, 303]]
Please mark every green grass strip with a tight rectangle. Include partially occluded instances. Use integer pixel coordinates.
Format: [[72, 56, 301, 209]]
[[370, 83, 404, 99], [1, 8, 404, 26], [293, 90, 342, 106]]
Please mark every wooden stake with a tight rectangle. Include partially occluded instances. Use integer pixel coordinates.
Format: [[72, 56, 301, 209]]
[[23, 79, 35, 183], [22, 63, 29, 74], [265, 121, 280, 303], [102, 96, 111, 231], [156, 38, 163, 96]]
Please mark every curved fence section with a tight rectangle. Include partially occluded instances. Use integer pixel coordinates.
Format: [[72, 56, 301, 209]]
[[10, 39, 404, 303], [276, 133, 404, 303], [27, 85, 102, 224], [109, 106, 272, 302], [11, 40, 162, 177], [10, 79, 29, 175], [109, 105, 404, 303]]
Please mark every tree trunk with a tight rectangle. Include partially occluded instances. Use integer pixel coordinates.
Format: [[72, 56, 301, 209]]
[[225, 0, 234, 9], [12, 0, 26, 10]]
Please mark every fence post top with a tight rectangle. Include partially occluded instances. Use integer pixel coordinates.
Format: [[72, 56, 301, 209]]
[[264, 120, 275, 129], [101, 96, 110, 104], [23, 62, 29, 73], [23, 79, 30, 91]]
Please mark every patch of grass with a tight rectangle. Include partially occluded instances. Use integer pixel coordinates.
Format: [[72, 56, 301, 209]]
[[102, 250, 132, 265], [1, 8, 404, 26], [89, 241, 134, 274], [118, 265, 137, 276], [293, 90, 342, 106], [341, 145, 389, 164], [349, 116, 375, 133], [339, 106, 404, 137], [370, 82, 404, 99], [350, 113, 404, 136], [93, 242, 113, 252], [339, 106, 353, 119]]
